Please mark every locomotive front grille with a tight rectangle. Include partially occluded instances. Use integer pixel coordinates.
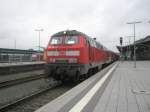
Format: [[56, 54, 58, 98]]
[[55, 58, 68, 63], [49, 58, 77, 63]]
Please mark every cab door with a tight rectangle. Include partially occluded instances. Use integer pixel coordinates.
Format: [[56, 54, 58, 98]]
[[87, 40, 94, 63]]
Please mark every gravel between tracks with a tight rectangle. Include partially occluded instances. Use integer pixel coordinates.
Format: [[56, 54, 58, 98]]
[[0, 78, 52, 106], [4, 83, 76, 112]]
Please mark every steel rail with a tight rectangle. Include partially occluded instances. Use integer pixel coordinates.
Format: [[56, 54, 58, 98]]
[[0, 79, 61, 111], [0, 74, 46, 88]]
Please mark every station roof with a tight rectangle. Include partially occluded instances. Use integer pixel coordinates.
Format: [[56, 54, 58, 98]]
[[135, 35, 150, 44], [117, 35, 150, 52], [0, 48, 41, 54]]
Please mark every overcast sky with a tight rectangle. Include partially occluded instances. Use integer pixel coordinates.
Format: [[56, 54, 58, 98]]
[[0, 0, 150, 52]]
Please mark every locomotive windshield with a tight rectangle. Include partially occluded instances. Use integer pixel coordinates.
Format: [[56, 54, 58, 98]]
[[50, 36, 78, 45], [50, 36, 63, 44], [65, 36, 78, 44]]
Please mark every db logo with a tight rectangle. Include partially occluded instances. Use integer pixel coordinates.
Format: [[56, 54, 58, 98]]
[[59, 51, 65, 56]]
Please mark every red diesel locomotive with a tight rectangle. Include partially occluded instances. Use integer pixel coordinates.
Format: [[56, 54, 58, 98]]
[[44, 30, 118, 81]]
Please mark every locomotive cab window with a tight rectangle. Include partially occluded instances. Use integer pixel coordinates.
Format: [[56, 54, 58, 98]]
[[65, 36, 78, 44], [50, 37, 63, 45]]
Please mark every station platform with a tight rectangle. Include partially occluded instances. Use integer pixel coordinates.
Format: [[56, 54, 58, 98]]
[[0, 61, 45, 75], [0, 61, 45, 67], [35, 61, 150, 112]]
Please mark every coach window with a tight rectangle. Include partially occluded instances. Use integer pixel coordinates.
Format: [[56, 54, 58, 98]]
[[86, 39, 91, 46], [89, 39, 93, 46], [92, 40, 97, 47], [84, 38, 88, 45], [99, 43, 102, 49], [96, 43, 100, 49], [65, 36, 78, 44], [50, 36, 63, 44]]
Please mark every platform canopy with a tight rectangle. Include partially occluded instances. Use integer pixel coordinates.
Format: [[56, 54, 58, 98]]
[[0, 48, 39, 54], [117, 35, 150, 60]]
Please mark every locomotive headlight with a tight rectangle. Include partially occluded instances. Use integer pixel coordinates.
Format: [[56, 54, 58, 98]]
[[66, 50, 80, 56], [47, 51, 59, 56]]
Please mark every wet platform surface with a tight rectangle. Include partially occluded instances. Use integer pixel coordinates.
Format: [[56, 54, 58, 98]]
[[35, 61, 150, 112]]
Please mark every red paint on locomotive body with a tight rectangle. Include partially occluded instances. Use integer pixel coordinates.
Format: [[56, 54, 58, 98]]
[[45, 35, 86, 64], [44, 30, 118, 81]]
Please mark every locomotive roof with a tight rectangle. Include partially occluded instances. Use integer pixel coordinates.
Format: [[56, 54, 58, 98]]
[[51, 30, 105, 48], [51, 30, 89, 37], [51, 30, 111, 51]]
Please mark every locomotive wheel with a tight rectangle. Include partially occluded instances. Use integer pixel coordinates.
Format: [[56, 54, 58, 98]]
[[53, 74, 61, 80], [81, 74, 88, 80], [87, 69, 93, 77], [84, 74, 88, 80], [95, 67, 99, 73], [72, 72, 80, 83]]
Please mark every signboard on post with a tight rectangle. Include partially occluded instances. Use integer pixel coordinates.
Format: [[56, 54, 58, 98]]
[[120, 37, 123, 45]]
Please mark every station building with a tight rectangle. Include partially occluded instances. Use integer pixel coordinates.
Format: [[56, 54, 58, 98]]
[[117, 35, 150, 60], [0, 48, 43, 63]]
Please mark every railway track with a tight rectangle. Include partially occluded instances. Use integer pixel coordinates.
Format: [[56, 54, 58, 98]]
[[0, 69, 100, 112], [0, 74, 46, 88], [0, 63, 113, 112], [0, 77, 61, 111], [3, 83, 74, 112], [0, 69, 61, 111]]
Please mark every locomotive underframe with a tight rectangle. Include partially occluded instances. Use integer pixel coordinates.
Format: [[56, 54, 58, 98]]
[[45, 61, 105, 81], [45, 63, 89, 78]]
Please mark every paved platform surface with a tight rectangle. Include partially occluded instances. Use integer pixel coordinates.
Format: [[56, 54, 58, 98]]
[[35, 61, 150, 112], [93, 61, 150, 112], [0, 61, 45, 67]]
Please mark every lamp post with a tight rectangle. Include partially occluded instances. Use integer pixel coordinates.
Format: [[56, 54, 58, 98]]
[[127, 21, 142, 68], [35, 29, 44, 61], [125, 36, 134, 60], [120, 37, 123, 61]]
